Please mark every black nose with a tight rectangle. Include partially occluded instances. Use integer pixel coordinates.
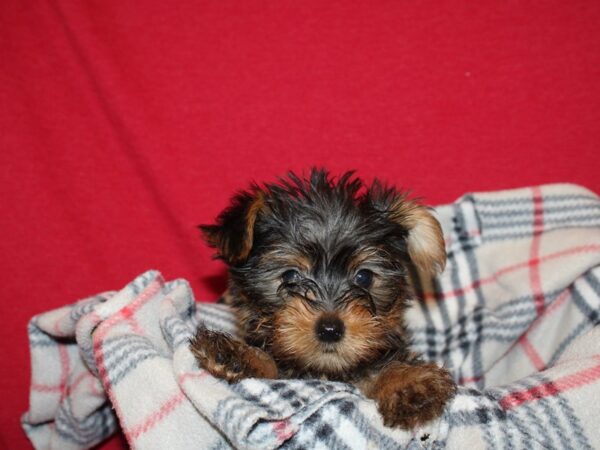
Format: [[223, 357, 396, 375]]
[[315, 316, 345, 343]]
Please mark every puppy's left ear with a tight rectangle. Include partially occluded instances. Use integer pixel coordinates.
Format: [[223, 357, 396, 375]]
[[199, 188, 265, 265], [365, 183, 446, 277], [394, 201, 446, 276]]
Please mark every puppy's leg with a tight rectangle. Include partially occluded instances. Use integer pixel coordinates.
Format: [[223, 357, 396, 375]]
[[361, 362, 456, 429], [190, 327, 278, 382]]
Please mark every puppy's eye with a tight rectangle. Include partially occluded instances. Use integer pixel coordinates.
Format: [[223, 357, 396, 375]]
[[354, 269, 373, 288], [282, 269, 302, 284]]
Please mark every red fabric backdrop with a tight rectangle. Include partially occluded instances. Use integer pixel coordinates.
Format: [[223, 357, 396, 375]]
[[1, 1, 599, 448]]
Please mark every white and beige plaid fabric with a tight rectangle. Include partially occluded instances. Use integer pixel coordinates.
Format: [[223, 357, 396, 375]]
[[22, 183, 600, 449]]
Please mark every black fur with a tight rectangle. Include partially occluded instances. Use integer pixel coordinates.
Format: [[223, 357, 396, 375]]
[[199, 169, 427, 379], [193, 169, 456, 429]]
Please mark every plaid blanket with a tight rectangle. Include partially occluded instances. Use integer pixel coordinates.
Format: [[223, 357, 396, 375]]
[[22, 183, 600, 449]]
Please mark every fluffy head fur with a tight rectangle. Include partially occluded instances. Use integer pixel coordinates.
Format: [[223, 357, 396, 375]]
[[200, 169, 446, 381]]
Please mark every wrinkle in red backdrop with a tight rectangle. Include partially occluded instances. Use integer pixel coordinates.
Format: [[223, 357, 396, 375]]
[[1, 1, 599, 448]]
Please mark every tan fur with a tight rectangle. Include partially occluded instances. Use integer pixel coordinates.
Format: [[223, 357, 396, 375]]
[[272, 298, 385, 376], [347, 247, 386, 272], [190, 327, 278, 382], [362, 361, 456, 429], [193, 170, 455, 430], [390, 198, 446, 276], [201, 190, 267, 264], [234, 191, 265, 263]]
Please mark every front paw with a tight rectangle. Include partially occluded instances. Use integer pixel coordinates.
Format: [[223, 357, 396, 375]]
[[190, 327, 278, 382], [368, 362, 456, 429]]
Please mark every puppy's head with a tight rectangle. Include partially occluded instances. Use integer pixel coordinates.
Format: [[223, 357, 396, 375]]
[[200, 169, 445, 377]]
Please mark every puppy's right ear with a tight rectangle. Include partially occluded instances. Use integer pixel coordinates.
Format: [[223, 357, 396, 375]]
[[199, 188, 265, 265], [363, 181, 446, 277]]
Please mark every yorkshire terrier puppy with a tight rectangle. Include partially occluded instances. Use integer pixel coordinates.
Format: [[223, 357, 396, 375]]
[[191, 169, 455, 429]]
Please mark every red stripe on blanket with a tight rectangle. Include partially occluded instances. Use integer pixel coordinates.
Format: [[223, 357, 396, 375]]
[[500, 358, 600, 410], [517, 188, 547, 370], [530, 187, 546, 315], [58, 345, 70, 396], [92, 276, 164, 447], [518, 335, 545, 371], [89, 375, 104, 398], [178, 371, 210, 384], [526, 288, 572, 334], [31, 383, 62, 393], [458, 375, 483, 385], [95, 275, 165, 343], [273, 419, 294, 443], [423, 244, 600, 301], [67, 371, 97, 396], [32, 348, 88, 396], [127, 391, 186, 440], [506, 288, 572, 372], [93, 277, 164, 371]]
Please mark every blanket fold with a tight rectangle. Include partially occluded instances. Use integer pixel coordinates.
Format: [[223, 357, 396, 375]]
[[22, 183, 600, 449]]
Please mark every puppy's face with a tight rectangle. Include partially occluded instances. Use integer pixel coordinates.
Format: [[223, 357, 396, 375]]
[[201, 170, 445, 378]]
